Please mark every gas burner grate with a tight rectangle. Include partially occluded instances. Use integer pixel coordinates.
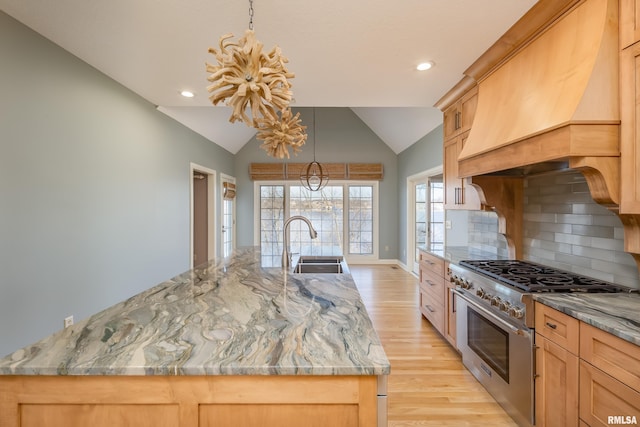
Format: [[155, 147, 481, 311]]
[[459, 260, 630, 293]]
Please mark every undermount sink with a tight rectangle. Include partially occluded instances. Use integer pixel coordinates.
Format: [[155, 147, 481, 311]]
[[293, 256, 346, 274]]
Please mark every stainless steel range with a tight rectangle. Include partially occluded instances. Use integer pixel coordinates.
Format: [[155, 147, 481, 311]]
[[449, 260, 634, 427]]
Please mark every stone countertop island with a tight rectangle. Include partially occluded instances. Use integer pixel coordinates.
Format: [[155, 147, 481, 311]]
[[0, 247, 389, 427]]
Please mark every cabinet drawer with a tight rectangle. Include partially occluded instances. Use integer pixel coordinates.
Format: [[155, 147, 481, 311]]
[[579, 360, 640, 427], [420, 291, 444, 333], [580, 323, 640, 392], [420, 279, 444, 308], [535, 303, 579, 355], [420, 270, 445, 304], [419, 251, 444, 277]]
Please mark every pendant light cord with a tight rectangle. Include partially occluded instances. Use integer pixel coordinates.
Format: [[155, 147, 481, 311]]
[[248, 0, 254, 30]]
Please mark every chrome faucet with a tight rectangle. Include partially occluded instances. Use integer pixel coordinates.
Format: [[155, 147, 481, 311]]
[[282, 215, 318, 269]]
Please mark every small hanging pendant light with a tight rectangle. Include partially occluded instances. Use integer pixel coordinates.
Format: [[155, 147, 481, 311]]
[[300, 108, 329, 191]]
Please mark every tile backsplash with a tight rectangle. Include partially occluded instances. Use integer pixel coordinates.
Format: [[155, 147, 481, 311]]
[[468, 170, 640, 289]]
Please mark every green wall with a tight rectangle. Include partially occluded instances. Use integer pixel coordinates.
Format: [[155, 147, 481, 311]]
[[0, 12, 235, 357]]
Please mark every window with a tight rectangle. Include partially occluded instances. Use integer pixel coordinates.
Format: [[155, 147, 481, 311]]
[[348, 186, 373, 255], [221, 176, 236, 258], [415, 182, 427, 263], [259, 185, 285, 266], [429, 178, 444, 251], [256, 182, 377, 265], [407, 167, 443, 275]]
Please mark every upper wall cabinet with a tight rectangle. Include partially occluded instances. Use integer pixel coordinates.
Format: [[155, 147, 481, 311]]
[[442, 87, 478, 141], [621, 0, 640, 49]]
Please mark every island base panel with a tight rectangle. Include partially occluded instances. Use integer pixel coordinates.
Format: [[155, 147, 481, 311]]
[[0, 375, 379, 427]]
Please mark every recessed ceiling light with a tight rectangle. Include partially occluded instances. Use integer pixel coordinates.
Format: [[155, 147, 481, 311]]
[[417, 61, 435, 71], [180, 90, 195, 98]]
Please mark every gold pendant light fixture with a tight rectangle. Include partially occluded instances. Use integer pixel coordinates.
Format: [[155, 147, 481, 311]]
[[300, 108, 329, 191], [205, 0, 307, 159]]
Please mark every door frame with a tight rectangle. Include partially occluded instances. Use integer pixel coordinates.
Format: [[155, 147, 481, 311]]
[[406, 165, 442, 275], [190, 163, 216, 268]]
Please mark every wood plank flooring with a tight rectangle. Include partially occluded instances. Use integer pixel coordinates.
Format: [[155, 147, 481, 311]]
[[350, 264, 518, 427]]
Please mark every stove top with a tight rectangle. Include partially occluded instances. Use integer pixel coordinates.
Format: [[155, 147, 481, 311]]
[[458, 259, 632, 293]]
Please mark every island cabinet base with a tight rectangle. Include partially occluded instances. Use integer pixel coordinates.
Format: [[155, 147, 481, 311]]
[[0, 375, 380, 427]]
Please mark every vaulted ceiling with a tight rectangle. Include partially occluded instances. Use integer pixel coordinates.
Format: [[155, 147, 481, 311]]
[[0, 0, 536, 154]]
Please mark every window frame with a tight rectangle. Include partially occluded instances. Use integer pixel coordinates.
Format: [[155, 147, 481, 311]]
[[253, 180, 379, 263]]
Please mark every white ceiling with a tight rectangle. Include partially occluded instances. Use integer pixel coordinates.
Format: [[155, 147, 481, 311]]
[[0, 0, 536, 154]]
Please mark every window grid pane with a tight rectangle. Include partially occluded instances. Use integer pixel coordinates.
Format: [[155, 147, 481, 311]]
[[259, 185, 284, 266], [290, 186, 343, 256], [429, 181, 444, 252], [415, 183, 427, 263], [222, 198, 234, 258], [348, 185, 374, 255]]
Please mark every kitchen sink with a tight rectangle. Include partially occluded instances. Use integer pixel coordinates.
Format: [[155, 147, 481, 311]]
[[293, 256, 346, 274]]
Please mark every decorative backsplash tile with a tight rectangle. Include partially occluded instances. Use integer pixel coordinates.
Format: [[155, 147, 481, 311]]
[[468, 170, 640, 289]]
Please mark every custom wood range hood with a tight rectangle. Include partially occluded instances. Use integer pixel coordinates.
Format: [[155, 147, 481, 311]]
[[436, 0, 640, 267], [460, 0, 620, 207]]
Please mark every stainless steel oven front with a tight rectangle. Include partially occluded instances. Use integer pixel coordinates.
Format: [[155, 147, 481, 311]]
[[454, 288, 534, 427]]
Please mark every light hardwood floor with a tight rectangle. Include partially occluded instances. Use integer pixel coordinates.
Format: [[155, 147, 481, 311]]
[[350, 264, 518, 427]]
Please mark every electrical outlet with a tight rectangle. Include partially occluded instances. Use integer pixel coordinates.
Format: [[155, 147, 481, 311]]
[[445, 220, 452, 229], [64, 315, 74, 328]]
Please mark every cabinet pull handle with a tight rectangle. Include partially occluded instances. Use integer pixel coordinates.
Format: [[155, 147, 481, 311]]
[[425, 305, 435, 313], [426, 280, 435, 286], [545, 322, 557, 329]]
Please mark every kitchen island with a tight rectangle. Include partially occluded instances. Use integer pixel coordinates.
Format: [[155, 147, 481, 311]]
[[0, 247, 389, 427]]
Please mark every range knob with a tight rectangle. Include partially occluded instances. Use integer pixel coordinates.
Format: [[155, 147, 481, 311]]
[[509, 306, 525, 319], [476, 288, 486, 298], [490, 296, 501, 307], [461, 279, 473, 290], [499, 301, 511, 312]]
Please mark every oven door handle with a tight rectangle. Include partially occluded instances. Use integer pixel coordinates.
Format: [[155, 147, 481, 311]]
[[452, 289, 527, 336]]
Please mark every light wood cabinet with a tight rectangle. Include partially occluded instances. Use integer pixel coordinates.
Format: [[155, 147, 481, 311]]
[[444, 265, 457, 349], [580, 360, 640, 427], [620, 32, 640, 214], [442, 87, 478, 140], [534, 303, 640, 427], [579, 323, 640, 426], [0, 375, 379, 427], [535, 304, 580, 427], [443, 131, 481, 210], [418, 251, 445, 335], [621, 0, 640, 49]]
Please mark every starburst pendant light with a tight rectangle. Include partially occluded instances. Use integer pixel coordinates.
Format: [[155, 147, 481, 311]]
[[300, 109, 329, 191], [205, 0, 295, 127], [256, 108, 307, 159]]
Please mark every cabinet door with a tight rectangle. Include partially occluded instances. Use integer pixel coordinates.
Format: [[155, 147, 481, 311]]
[[459, 87, 478, 133], [444, 132, 481, 210], [443, 138, 459, 209], [580, 360, 640, 427], [443, 105, 459, 140], [535, 334, 579, 427], [444, 281, 457, 349], [621, 0, 640, 49], [621, 40, 640, 213]]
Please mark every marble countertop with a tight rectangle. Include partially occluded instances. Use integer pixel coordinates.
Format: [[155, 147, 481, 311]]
[[533, 293, 640, 346], [0, 248, 390, 376]]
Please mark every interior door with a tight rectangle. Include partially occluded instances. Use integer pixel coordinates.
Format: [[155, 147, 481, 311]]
[[193, 173, 208, 265]]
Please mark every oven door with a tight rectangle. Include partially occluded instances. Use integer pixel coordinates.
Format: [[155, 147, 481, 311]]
[[454, 289, 534, 427]]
